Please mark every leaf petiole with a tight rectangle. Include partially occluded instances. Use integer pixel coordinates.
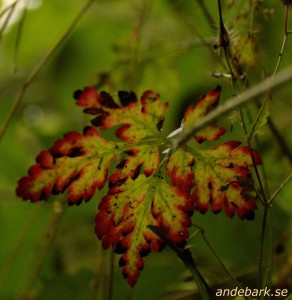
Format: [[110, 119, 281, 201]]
[[148, 225, 211, 300]]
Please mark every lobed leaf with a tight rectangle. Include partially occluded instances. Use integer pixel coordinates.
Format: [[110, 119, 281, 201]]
[[74, 88, 169, 143], [16, 126, 122, 205], [167, 142, 262, 220], [16, 86, 263, 287], [108, 144, 160, 186], [95, 173, 193, 286], [183, 85, 226, 143]]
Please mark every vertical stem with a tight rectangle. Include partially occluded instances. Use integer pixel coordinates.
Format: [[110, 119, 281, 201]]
[[256, 6, 292, 296], [91, 245, 108, 300], [274, 5, 292, 76], [192, 226, 251, 300], [0, 204, 43, 290], [0, 1, 18, 43], [108, 249, 115, 300], [268, 172, 292, 205], [13, 0, 29, 73], [0, 0, 95, 143], [148, 225, 211, 300], [16, 199, 67, 299], [197, 0, 215, 30], [180, 248, 212, 300], [257, 207, 270, 292]]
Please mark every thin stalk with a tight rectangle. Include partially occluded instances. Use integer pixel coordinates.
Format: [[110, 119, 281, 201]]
[[217, 0, 266, 203], [16, 198, 67, 299], [196, 0, 215, 30], [268, 172, 292, 205], [257, 207, 270, 292], [274, 5, 292, 76], [91, 245, 106, 300], [191, 225, 251, 300], [148, 225, 211, 300], [108, 249, 115, 300], [0, 1, 18, 18], [216, 0, 237, 90], [256, 7, 292, 294], [0, 204, 43, 290], [128, 0, 150, 91], [250, 5, 292, 143], [249, 6, 292, 167], [13, 0, 29, 74], [266, 116, 292, 165], [0, 0, 17, 43], [0, 0, 95, 143]]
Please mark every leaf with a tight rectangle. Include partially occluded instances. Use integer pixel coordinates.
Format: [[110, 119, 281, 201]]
[[108, 144, 160, 185], [16, 86, 262, 287], [167, 141, 262, 220], [74, 88, 169, 143], [182, 85, 226, 143], [95, 173, 193, 286], [16, 126, 122, 205]]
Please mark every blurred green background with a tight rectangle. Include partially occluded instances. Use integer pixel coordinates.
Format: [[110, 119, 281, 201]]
[[0, 0, 291, 299]]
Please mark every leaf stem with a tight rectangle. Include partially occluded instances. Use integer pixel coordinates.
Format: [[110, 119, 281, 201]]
[[257, 206, 271, 293], [13, 0, 29, 74], [148, 225, 211, 300], [108, 249, 115, 300], [274, 5, 292, 76], [191, 225, 251, 300], [0, 0, 18, 43], [0, 0, 96, 143], [256, 7, 292, 294], [196, 0, 215, 31], [249, 5, 292, 145], [268, 172, 292, 205]]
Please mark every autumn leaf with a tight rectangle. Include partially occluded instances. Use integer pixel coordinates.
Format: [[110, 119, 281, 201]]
[[167, 142, 262, 220], [16, 126, 123, 205], [16, 85, 262, 286], [182, 85, 226, 143], [74, 88, 169, 143], [95, 172, 193, 286]]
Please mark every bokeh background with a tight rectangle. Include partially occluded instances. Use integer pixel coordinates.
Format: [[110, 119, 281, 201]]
[[0, 1, 291, 299]]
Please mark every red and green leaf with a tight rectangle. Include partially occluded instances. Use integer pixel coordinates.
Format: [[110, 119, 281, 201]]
[[74, 88, 169, 143], [16, 126, 123, 205], [16, 86, 262, 287], [95, 173, 193, 286], [183, 85, 226, 143], [167, 142, 262, 219], [108, 144, 160, 185]]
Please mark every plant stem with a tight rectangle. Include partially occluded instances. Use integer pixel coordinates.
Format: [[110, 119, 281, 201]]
[[274, 5, 292, 76], [191, 225, 251, 300], [13, 0, 29, 74], [0, 204, 43, 290], [16, 199, 67, 299], [257, 206, 270, 292], [0, 1, 18, 43], [196, 0, 215, 30], [0, 0, 95, 143], [256, 7, 292, 294], [268, 172, 292, 205], [148, 225, 211, 300], [108, 249, 115, 300]]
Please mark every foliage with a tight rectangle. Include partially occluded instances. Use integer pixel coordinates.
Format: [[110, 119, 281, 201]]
[[16, 85, 262, 286], [0, 0, 291, 299]]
